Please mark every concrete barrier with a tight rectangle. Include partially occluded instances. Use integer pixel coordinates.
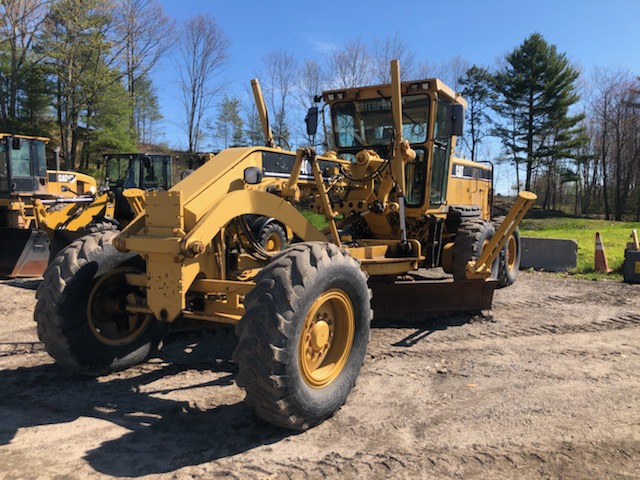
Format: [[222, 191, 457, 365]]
[[520, 237, 578, 272]]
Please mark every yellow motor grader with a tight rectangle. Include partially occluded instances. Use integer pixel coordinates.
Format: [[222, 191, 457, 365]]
[[34, 61, 535, 430]]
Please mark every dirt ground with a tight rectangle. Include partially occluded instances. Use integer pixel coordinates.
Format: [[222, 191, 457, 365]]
[[1, 271, 639, 479]]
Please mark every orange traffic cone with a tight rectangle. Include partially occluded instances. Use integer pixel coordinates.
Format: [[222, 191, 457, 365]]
[[594, 232, 612, 273]]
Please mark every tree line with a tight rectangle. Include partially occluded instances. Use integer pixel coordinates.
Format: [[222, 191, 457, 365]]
[[1, 1, 639, 219], [215, 33, 640, 221]]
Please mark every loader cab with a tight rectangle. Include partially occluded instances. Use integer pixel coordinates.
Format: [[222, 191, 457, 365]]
[[0, 134, 48, 196], [323, 80, 466, 212], [103, 153, 172, 219]]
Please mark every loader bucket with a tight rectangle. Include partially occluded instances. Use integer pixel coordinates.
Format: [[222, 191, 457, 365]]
[[370, 274, 498, 319], [0, 228, 50, 278]]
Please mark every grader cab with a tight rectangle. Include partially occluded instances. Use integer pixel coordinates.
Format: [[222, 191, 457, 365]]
[[34, 61, 535, 431]]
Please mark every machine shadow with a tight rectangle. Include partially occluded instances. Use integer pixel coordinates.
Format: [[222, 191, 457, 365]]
[[1, 277, 42, 290], [0, 329, 292, 477], [372, 309, 491, 347]]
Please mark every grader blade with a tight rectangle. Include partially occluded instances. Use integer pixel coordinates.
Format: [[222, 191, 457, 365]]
[[370, 276, 498, 317], [0, 228, 50, 278]]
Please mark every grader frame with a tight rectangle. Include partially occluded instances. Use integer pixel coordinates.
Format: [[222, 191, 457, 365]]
[[34, 60, 535, 431], [113, 61, 532, 324]]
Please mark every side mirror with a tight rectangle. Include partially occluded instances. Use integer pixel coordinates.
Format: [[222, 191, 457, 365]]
[[448, 104, 465, 137], [11, 137, 21, 150], [305, 106, 318, 137]]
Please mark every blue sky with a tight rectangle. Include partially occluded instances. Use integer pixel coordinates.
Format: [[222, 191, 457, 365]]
[[155, 0, 640, 161]]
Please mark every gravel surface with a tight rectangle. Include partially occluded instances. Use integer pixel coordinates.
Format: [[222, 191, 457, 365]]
[[1, 271, 639, 479]]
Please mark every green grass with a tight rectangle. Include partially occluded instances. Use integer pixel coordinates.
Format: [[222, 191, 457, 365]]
[[300, 210, 329, 230], [519, 216, 640, 279]]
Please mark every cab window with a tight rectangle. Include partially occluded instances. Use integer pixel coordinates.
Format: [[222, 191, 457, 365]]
[[0, 143, 8, 191], [32, 140, 47, 177], [429, 101, 452, 207], [405, 149, 427, 207]]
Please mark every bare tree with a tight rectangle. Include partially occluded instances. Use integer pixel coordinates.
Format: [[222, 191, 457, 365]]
[[420, 55, 470, 91], [295, 59, 324, 109], [442, 55, 469, 92], [326, 38, 372, 89], [260, 49, 297, 146], [292, 59, 325, 144], [590, 67, 640, 220], [371, 33, 416, 83], [0, 0, 51, 124], [116, 0, 174, 141], [176, 14, 229, 153]]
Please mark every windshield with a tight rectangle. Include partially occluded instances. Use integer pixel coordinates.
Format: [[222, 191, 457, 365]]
[[10, 138, 33, 177], [142, 156, 169, 189], [332, 94, 430, 148], [107, 156, 140, 188]]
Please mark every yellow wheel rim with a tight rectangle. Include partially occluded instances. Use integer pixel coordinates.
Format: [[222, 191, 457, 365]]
[[264, 232, 282, 252], [87, 267, 151, 346], [506, 234, 517, 271], [299, 289, 355, 389]]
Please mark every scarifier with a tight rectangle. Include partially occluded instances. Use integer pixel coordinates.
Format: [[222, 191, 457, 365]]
[[34, 61, 536, 430]]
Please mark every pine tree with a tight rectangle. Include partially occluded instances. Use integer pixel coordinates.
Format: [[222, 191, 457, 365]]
[[80, 79, 137, 169], [493, 33, 585, 192], [244, 102, 265, 147], [42, 0, 127, 169], [213, 95, 244, 149], [458, 65, 496, 161], [134, 74, 163, 145]]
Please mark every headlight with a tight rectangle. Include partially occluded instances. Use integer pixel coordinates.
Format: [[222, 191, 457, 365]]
[[244, 166, 263, 185]]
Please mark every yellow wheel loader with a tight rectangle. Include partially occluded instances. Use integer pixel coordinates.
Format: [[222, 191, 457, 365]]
[[0, 133, 110, 277], [34, 61, 535, 430], [100, 153, 173, 221], [30, 152, 175, 274], [0, 144, 175, 278]]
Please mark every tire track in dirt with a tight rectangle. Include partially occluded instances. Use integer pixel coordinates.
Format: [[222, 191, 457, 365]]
[[214, 440, 640, 479], [472, 311, 640, 340], [493, 293, 612, 310], [493, 288, 635, 310], [366, 312, 640, 360]]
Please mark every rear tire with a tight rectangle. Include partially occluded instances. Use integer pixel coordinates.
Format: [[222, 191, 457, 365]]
[[452, 219, 499, 281], [259, 222, 287, 253], [233, 242, 372, 430], [35, 231, 169, 376]]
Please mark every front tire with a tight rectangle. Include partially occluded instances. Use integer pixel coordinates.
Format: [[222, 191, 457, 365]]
[[492, 217, 521, 288], [452, 218, 500, 281], [233, 242, 372, 430], [35, 231, 170, 376]]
